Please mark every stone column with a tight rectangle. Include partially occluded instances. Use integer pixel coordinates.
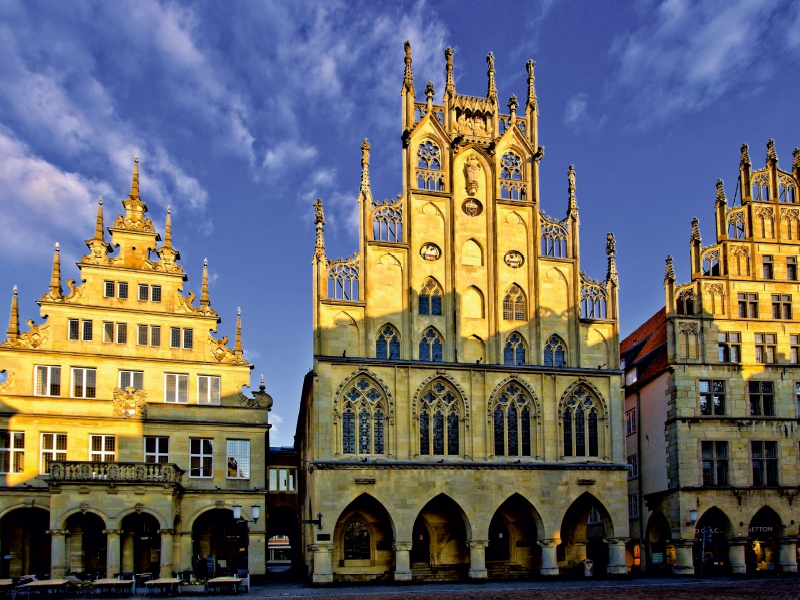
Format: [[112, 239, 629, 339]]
[[158, 529, 175, 578], [537, 539, 560, 576], [103, 529, 122, 578], [48, 530, 68, 578], [392, 542, 412, 582], [310, 543, 333, 584], [248, 530, 267, 576], [573, 541, 587, 561], [779, 536, 798, 573], [172, 532, 181, 576], [121, 534, 135, 572], [605, 538, 628, 575], [672, 539, 695, 575], [727, 537, 749, 574], [467, 540, 488, 579], [179, 532, 193, 575]]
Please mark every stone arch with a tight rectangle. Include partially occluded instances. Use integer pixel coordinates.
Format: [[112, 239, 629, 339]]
[[333, 493, 396, 572], [645, 511, 672, 573], [59, 506, 109, 529], [410, 493, 472, 573], [747, 505, 784, 571], [558, 378, 608, 416], [694, 506, 733, 567], [542, 268, 569, 318], [461, 239, 483, 266], [419, 201, 445, 221], [332, 368, 395, 422], [747, 504, 785, 532], [557, 492, 616, 574], [412, 372, 469, 418], [183, 504, 235, 533], [487, 377, 542, 459], [485, 493, 544, 573], [463, 334, 485, 363], [462, 286, 484, 319], [112, 507, 169, 530], [0, 506, 50, 578], [487, 375, 541, 421]]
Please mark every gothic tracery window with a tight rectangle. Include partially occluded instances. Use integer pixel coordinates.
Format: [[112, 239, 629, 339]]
[[543, 335, 566, 367], [417, 141, 444, 191], [419, 278, 443, 316], [504, 332, 526, 366], [376, 324, 400, 359], [418, 379, 461, 457], [372, 199, 403, 242], [581, 282, 607, 319], [503, 285, 526, 321], [541, 219, 568, 258], [562, 386, 600, 458], [343, 519, 370, 560], [779, 175, 797, 204], [492, 382, 534, 457], [341, 377, 387, 456], [419, 327, 443, 362], [500, 151, 525, 200]]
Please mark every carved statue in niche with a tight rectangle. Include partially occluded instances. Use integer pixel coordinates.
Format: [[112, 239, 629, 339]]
[[464, 154, 481, 196]]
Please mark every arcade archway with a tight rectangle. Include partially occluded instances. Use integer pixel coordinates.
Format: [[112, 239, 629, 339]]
[[486, 493, 542, 578], [0, 507, 50, 578], [192, 509, 247, 576], [558, 493, 613, 576], [411, 494, 469, 581], [120, 512, 161, 577], [65, 512, 107, 577], [748, 506, 783, 573]]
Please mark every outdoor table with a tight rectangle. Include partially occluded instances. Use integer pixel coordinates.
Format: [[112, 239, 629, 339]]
[[204, 577, 242, 596], [0, 580, 14, 598], [22, 579, 68, 597], [92, 579, 135, 597], [144, 578, 182, 596]]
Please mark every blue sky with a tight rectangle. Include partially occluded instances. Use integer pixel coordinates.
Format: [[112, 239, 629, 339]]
[[1, 0, 799, 445]]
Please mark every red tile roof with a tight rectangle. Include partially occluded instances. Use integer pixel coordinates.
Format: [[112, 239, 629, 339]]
[[621, 307, 668, 387]]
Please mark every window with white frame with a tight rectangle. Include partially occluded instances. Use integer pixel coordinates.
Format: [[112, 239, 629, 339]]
[[151, 285, 162, 302], [137, 325, 148, 346], [116, 323, 127, 344], [625, 369, 638, 386], [82, 320, 93, 341], [119, 370, 144, 391], [183, 328, 193, 350], [268, 467, 297, 492], [150, 325, 161, 347], [71, 367, 97, 399], [104, 281, 115, 298], [89, 435, 115, 462], [35, 366, 61, 397], [165, 374, 188, 403], [40, 433, 66, 473], [198, 376, 221, 405], [627, 454, 638, 479], [190, 438, 213, 477], [628, 494, 639, 519], [68, 319, 79, 340], [144, 436, 169, 464], [170, 327, 181, 349], [626, 408, 636, 435], [117, 281, 129, 299], [0, 432, 24, 474], [103, 322, 114, 343], [226, 440, 250, 479], [138, 284, 149, 301]]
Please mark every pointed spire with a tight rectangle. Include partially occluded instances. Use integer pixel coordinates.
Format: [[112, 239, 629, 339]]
[[360, 139, 371, 194], [793, 148, 800, 171], [606, 233, 618, 286], [425, 81, 435, 104], [444, 47, 455, 98], [164, 206, 173, 249], [6, 286, 19, 340], [93, 197, 105, 241], [526, 60, 537, 110], [766, 138, 778, 168], [566, 165, 578, 219], [715, 179, 727, 206], [664, 255, 675, 283], [402, 40, 414, 95], [313, 198, 326, 261], [49, 243, 62, 300], [690, 217, 702, 244], [130, 155, 140, 200], [200, 258, 210, 307], [508, 94, 518, 122], [740, 143, 751, 168], [234, 307, 243, 358], [486, 52, 497, 104]]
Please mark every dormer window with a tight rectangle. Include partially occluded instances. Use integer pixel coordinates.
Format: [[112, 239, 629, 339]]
[[625, 369, 638, 386]]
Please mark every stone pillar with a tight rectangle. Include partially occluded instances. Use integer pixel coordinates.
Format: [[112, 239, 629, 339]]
[[121, 534, 134, 572], [103, 529, 122, 578], [392, 542, 412, 582], [172, 532, 181, 576], [48, 530, 68, 578], [310, 543, 333, 584], [158, 530, 175, 578], [467, 540, 488, 579], [605, 538, 628, 575], [537, 539, 559, 576], [727, 537, 749, 575], [573, 541, 587, 562], [248, 530, 267, 576], [179, 532, 193, 575], [779, 536, 798, 573], [672, 539, 695, 575]]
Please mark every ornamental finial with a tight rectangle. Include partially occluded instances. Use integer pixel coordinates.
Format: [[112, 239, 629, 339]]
[[526, 59, 537, 109], [486, 52, 497, 103], [402, 40, 414, 95], [715, 179, 726, 206], [690, 217, 702, 244], [360, 140, 371, 195], [444, 47, 455, 98], [740, 143, 751, 167], [200, 259, 210, 307], [313, 198, 326, 261], [48, 242, 62, 300], [766, 138, 778, 168], [130, 155, 140, 199], [606, 233, 618, 286], [6, 285, 19, 340], [566, 165, 578, 219], [665, 255, 675, 283]]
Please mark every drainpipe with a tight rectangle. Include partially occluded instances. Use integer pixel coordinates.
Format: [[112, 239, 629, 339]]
[[637, 390, 645, 572]]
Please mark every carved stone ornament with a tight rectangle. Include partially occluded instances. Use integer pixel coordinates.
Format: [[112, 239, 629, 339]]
[[420, 243, 441, 261], [504, 251, 524, 268], [113, 387, 147, 418], [80, 503, 89, 513], [1, 320, 49, 349], [208, 334, 248, 365], [705, 283, 724, 296], [462, 198, 483, 217], [135, 503, 144, 514], [678, 322, 699, 335], [463, 154, 481, 195]]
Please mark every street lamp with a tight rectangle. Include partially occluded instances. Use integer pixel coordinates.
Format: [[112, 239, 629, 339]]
[[688, 509, 698, 526], [232, 504, 261, 524]]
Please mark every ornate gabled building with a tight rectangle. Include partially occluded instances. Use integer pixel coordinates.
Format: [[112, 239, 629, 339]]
[[296, 43, 628, 583], [623, 141, 800, 576], [0, 158, 272, 580]]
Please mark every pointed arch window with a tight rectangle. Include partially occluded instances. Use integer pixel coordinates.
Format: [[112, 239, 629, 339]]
[[502, 285, 526, 321], [340, 377, 387, 455], [543, 335, 566, 367], [419, 327, 443, 362], [779, 175, 797, 204], [376, 325, 400, 359], [504, 332, 526, 366], [562, 386, 601, 458], [541, 219, 568, 258], [343, 519, 370, 560], [417, 141, 444, 191], [419, 278, 443, 316], [419, 379, 461, 457], [492, 382, 534, 457], [372, 198, 403, 242], [500, 151, 525, 200]]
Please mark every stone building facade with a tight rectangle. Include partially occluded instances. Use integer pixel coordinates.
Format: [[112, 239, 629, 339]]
[[296, 43, 629, 583], [0, 160, 272, 580], [622, 141, 800, 575]]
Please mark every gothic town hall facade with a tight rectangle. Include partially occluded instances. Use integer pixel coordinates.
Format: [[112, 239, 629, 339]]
[[296, 43, 629, 583]]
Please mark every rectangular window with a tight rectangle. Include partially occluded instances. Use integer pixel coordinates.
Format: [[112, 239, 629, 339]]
[[792, 335, 799, 364], [0, 432, 24, 474], [40, 433, 67, 474], [754, 333, 776, 364], [788, 257, 797, 281], [628, 494, 639, 519], [190, 438, 213, 478], [797, 382, 800, 417], [104, 281, 115, 298], [701, 440, 728, 486], [772, 295, 792, 320], [35, 366, 61, 397], [183, 328, 193, 350], [226, 440, 250, 479], [137, 324, 148, 346], [718, 332, 741, 363], [749, 381, 775, 416], [197, 376, 221, 405], [89, 435, 116, 462], [699, 379, 726, 415], [587, 506, 602, 525], [82, 320, 93, 342], [752, 441, 778, 485], [71, 367, 97, 399], [627, 454, 638, 479], [151, 286, 162, 302], [738, 293, 758, 318], [165, 373, 188, 403], [103, 322, 114, 344], [144, 436, 169, 464], [170, 327, 181, 349], [762, 255, 773, 279], [625, 408, 636, 435], [119, 370, 144, 391], [268, 467, 297, 492], [117, 282, 128, 299], [625, 369, 638, 386], [138, 284, 149, 301], [68, 319, 79, 340], [150, 325, 161, 347], [116, 323, 127, 344]]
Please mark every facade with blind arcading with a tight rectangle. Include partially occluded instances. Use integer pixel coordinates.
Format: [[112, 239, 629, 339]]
[[0, 159, 273, 581], [297, 42, 628, 583]]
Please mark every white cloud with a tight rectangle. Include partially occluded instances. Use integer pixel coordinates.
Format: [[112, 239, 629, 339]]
[[564, 93, 589, 125]]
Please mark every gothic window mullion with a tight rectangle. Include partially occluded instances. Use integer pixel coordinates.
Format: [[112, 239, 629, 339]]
[[447, 410, 459, 456], [419, 411, 430, 456], [494, 406, 505, 456], [358, 407, 371, 454], [508, 404, 519, 456], [432, 410, 445, 455]]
